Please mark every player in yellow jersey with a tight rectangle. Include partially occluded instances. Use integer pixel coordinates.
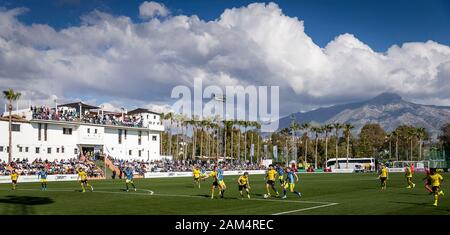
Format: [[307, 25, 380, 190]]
[[429, 169, 444, 206], [265, 165, 279, 197], [202, 166, 226, 199], [10, 170, 19, 190], [77, 168, 94, 192], [237, 172, 251, 199], [405, 165, 416, 189], [193, 165, 201, 188], [378, 164, 388, 190]]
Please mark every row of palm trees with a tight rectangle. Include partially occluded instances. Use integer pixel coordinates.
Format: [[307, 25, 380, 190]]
[[160, 112, 262, 162], [277, 121, 431, 169], [282, 120, 354, 169], [387, 126, 427, 161]]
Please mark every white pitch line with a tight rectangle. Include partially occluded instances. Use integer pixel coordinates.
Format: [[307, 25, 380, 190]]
[[272, 202, 339, 215], [250, 198, 335, 204]]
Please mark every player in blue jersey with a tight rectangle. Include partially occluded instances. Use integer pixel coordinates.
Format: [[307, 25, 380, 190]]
[[276, 164, 285, 185], [216, 166, 227, 198], [37, 167, 48, 190], [200, 166, 207, 179], [282, 167, 301, 199], [124, 167, 137, 192]]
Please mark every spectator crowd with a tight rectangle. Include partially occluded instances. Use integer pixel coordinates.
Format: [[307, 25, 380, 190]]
[[31, 105, 143, 128], [108, 157, 267, 175]]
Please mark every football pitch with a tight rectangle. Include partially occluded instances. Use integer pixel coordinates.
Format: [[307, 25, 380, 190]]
[[0, 173, 448, 215]]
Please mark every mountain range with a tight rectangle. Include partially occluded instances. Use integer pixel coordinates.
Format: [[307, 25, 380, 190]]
[[278, 92, 450, 138]]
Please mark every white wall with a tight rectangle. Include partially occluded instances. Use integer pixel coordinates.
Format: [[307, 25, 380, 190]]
[[103, 128, 160, 161], [0, 119, 162, 162], [0, 121, 79, 162], [78, 124, 104, 145]]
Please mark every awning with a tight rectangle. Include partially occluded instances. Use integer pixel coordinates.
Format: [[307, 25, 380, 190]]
[[58, 102, 99, 110], [128, 108, 161, 115]]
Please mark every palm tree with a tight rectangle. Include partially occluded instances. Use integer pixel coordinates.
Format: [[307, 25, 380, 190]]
[[212, 115, 222, 162], [180, 115, 189, 160], [386, 133, 392, 160], [199, 119, 209, 158], [242, 121, 249, 162], [235, 120, 243, 161], [254, 122, 261, 162], [279, 128, 290, 164], [174, 114, 186, 160], [165, 112, 174, 156], [224, 120, 234, 159], [222, 120, 227, 159], [392, 130, 399, 161], [333, 123, 343, 169], [289, 119, 300, 164], [416, 127, 426, 160], [343, 123, 354, 169], [310, 126, 322, 169], [249, 121, 259, 163], [3, 89, 21, 164], [300, 122, 311, 165], [204, 118, 213, 158], [186, 116, 199, 159], [408, 128, 417, 161], [209, 121, 218, 158], [323, 124, 333, 167]]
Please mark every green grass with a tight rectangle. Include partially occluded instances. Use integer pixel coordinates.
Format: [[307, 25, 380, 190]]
[[0, 173, 448, 215]]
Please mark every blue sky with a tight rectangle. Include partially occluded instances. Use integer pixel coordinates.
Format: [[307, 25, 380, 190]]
[[1, 0, 449, 51]]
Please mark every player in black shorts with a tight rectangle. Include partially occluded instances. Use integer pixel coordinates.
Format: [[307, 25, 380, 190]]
[[237, 172, 251, 199]]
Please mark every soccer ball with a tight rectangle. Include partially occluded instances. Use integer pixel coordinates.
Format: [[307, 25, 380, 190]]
[[263, 194, 269, 199]]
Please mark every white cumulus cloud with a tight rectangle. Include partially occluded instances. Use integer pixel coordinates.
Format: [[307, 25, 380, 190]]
[[139, 1, 169, 19]]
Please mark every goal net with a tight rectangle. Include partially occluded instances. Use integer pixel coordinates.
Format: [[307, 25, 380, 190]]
[[390, 161, 430, 172]]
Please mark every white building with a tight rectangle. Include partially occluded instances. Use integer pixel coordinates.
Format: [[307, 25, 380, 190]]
[[0, 102, 164, 162]]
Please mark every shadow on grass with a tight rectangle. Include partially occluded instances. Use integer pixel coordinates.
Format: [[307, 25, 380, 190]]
[[396, 192, 430, 196], [390, 200, 450, 212], [390, 201, 430, 206], [195, 194, 240, 200], [0, 195, 54, 215]]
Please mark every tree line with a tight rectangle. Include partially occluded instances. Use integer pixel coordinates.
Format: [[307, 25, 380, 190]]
[[160, 112, 450, 168]]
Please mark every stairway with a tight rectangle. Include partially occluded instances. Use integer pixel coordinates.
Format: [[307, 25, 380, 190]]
[[104, 155, 121, 177]]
